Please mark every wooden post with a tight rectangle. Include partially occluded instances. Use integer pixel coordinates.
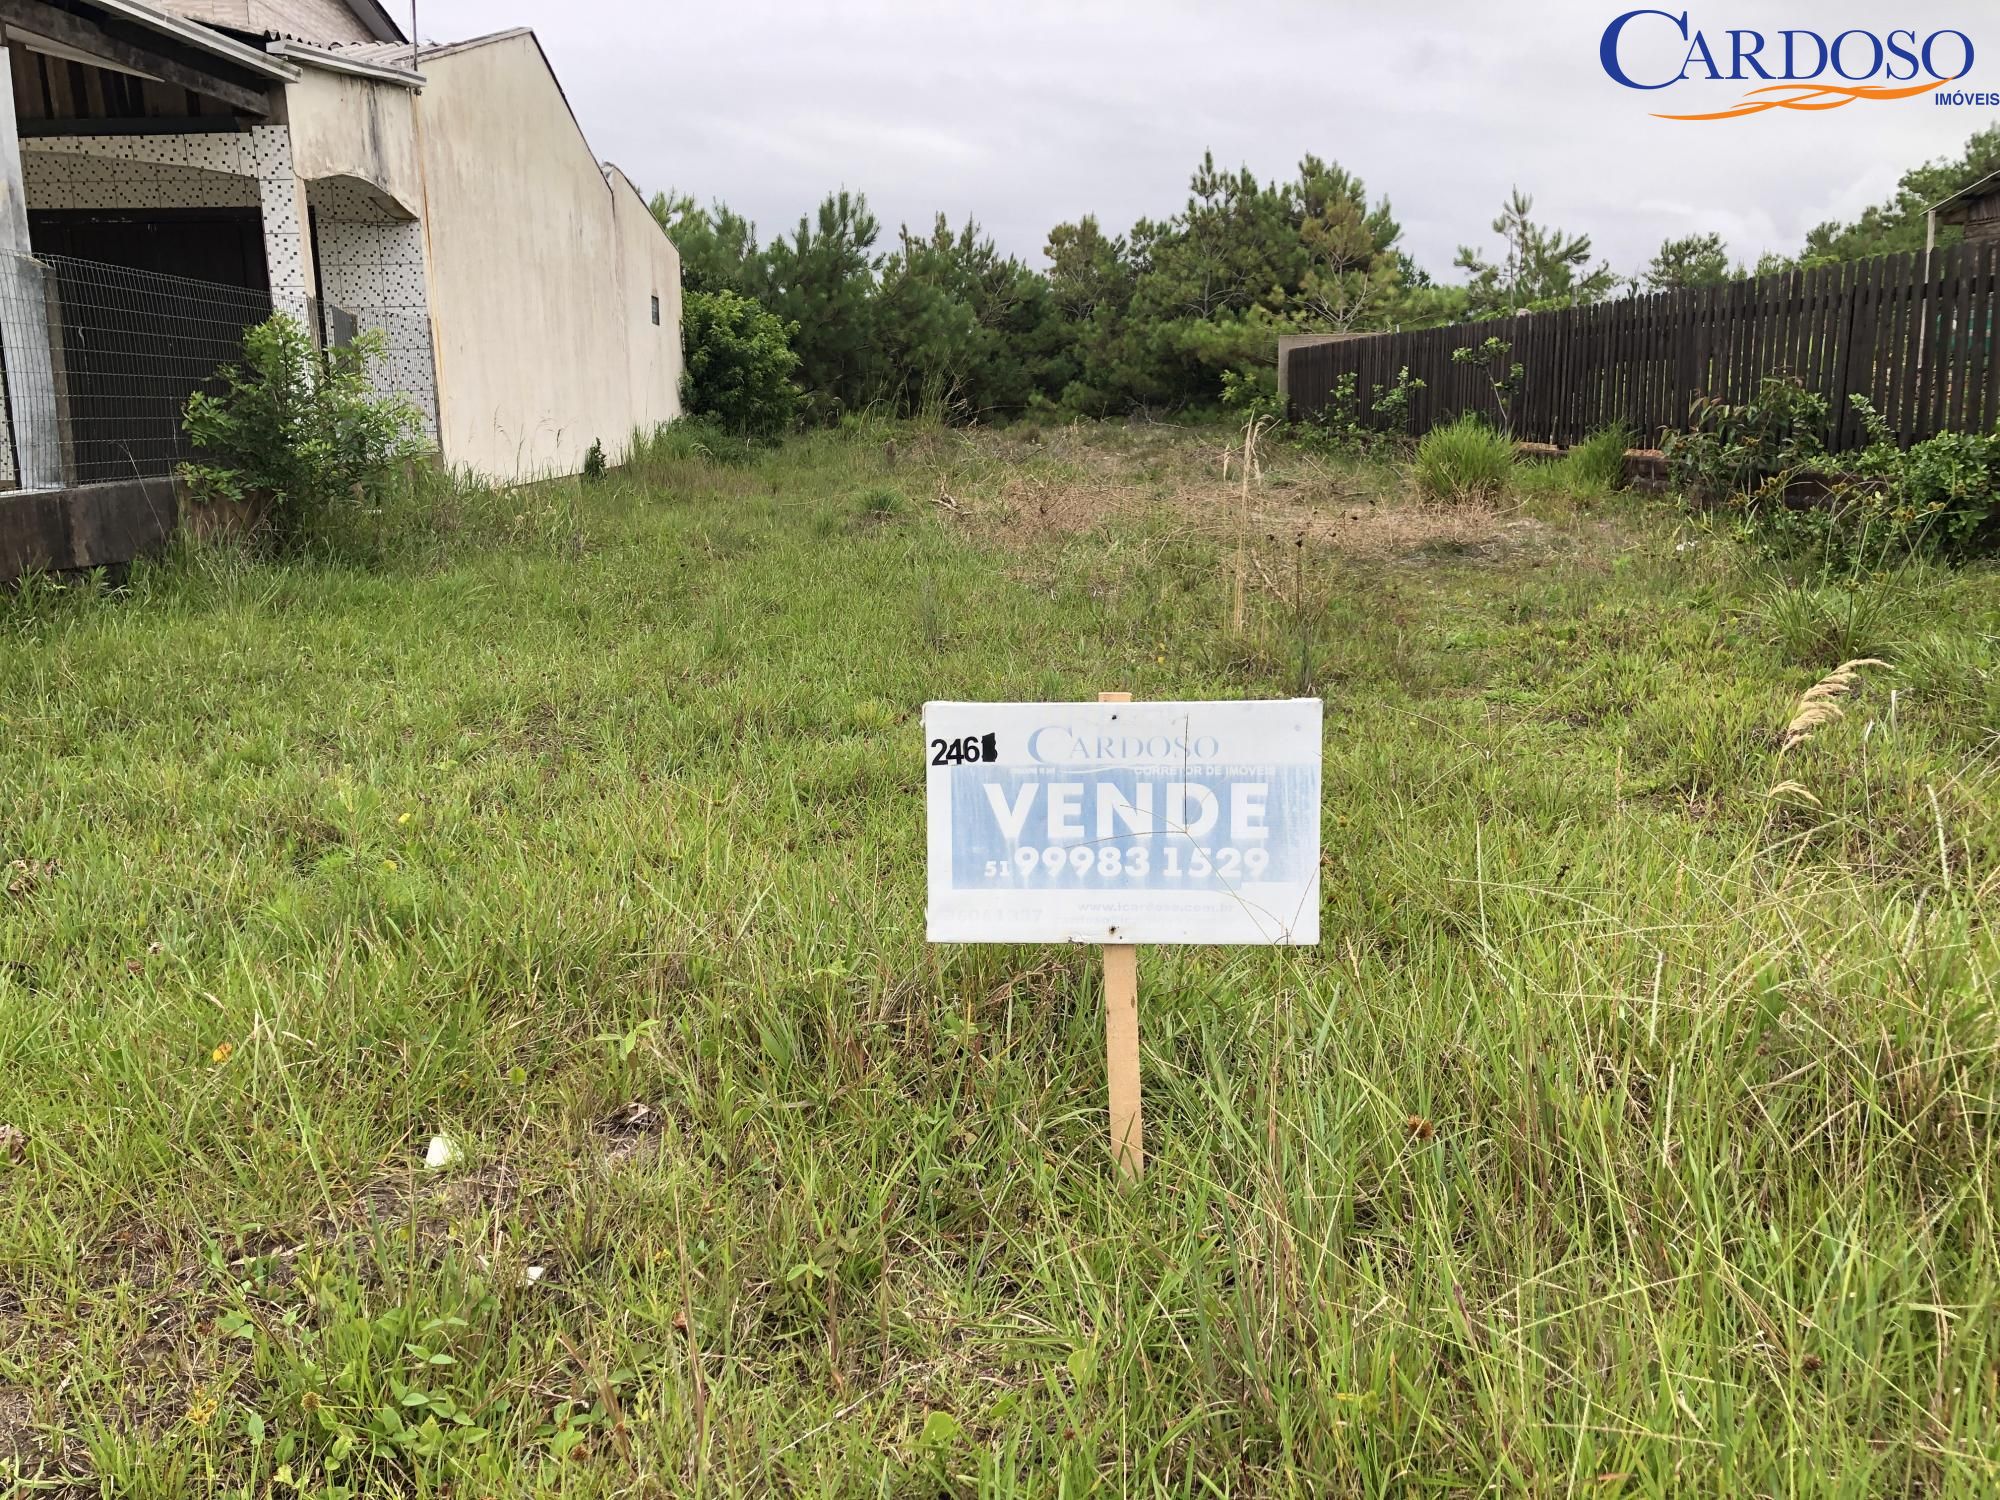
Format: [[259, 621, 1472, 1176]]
[[42, 269, 74, 489], [1100, 690, 1142, 1181], [0, 46, 62, 491]]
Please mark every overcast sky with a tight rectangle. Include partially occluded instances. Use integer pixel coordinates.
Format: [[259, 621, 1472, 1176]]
[[415, 0, 1996, 278]]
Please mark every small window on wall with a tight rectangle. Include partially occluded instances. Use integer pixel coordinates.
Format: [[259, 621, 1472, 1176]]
[[651, 295, 661, 326]]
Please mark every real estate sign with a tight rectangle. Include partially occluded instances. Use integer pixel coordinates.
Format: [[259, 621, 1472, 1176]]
[[925, 699, 1323, 946]]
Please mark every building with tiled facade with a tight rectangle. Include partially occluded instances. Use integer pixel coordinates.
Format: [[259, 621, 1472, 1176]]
[[0, 0, 681, 575]]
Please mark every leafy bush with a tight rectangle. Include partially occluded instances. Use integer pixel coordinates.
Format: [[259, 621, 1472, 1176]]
[[582, 438, 607, 482], [681, 288, 801, 439], [1670, 377, 2000, 565], [1888, 431, 2000, 543], [1219, 368, 1284, 427], [1839, 400, 2000, 560], [1291, 366, 1425, 456], [1664, 376, 1830, 507], [1369, 367, 1425, 436], [180, 315, 426, 546], [1412, 415, 1512, 503]]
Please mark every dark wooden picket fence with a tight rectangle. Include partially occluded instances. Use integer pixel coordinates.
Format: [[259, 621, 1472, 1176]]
[[1286, 243, 2000, 452]]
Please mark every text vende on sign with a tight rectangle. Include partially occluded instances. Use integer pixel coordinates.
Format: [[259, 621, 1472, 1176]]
[[926, 696, 1323, 1180], [924, 700, 1323, 947]]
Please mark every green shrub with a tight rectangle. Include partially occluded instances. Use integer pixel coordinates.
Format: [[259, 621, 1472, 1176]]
[[1289, 366, 1425, 457], [634, 418, 754, 467], [1567, 423, 1633, 492], [180, 315, 426, 547], [582, 438, 607, 482], [1219, 368, 1283, 427], [1412, 415, 1512, 503], [1664, 375, 1829, 506], [1838, 401, 2000, 561], [681, 288, 801, 439], [1755, 579, 1902, 667], [1680, 381, 2000, 566]]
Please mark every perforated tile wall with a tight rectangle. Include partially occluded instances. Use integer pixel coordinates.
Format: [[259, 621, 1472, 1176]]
[[30, 129, 315, 320], [8, 129, 442, 465], [310, 186, 436, 437], [23, 154, 259, 211]]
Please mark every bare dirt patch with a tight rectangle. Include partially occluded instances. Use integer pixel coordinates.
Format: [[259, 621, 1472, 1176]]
[[596, 1099, 667, 1169], [1284, 496, 1553, 563], [938, 426, 1564, 564], [0, 1384, 40, 1471]]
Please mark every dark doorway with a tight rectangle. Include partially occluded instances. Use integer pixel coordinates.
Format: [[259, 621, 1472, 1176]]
[[29, 209, 269, 289], [25, 210, 272, 483]]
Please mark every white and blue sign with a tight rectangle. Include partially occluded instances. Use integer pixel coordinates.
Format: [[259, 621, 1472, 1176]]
[[925, 700, 1322, 946]]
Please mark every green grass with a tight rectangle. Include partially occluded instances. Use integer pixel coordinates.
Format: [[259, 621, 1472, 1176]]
[[1566, 423, 1634, 492], [2, 422, 1998, 1496], [1512, 425, 1635, 506], [1412, 415, 1513, 504]]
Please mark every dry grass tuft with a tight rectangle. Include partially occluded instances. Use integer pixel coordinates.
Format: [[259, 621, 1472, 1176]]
[[947, 428, 1557, 565], [3, 859, 59, 900], [1290, 497, 1538, 560], [1780, 659, 1890, 753], [990, 470, 1162, 537], [1233, 417, 1273, 635]]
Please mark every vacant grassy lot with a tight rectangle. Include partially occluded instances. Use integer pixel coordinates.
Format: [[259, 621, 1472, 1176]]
[[2, 422, 1998, 1497]]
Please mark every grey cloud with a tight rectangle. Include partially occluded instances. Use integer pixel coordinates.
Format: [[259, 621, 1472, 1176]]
[[414, 0, 1997, 277]]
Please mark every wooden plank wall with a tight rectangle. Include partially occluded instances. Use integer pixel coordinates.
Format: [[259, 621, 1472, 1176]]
[[1285, 245, 2000, 451], [9, 47, 226, 126]]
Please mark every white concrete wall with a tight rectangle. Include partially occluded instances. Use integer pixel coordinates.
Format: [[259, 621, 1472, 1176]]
[[411, 33, 682, 479], [23, 34, 684, 484], [608, 163, 684, 447], [288, 71, 435, 434], [285, 66, 423, 219]]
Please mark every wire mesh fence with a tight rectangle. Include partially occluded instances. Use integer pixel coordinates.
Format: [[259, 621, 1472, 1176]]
[[0, 251, 272, 491]]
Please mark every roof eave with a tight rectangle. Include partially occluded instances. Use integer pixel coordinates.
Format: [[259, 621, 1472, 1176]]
[[83, 0, 301, 81], [349, 0, 407, 44], [1926, 167, 2000, 220], [266, 39, 421, 88]]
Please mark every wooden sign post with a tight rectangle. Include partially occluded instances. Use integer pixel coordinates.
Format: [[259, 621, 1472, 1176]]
[[924, 696, 1322, 1183], [1099, 691, 1143, 1180]]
